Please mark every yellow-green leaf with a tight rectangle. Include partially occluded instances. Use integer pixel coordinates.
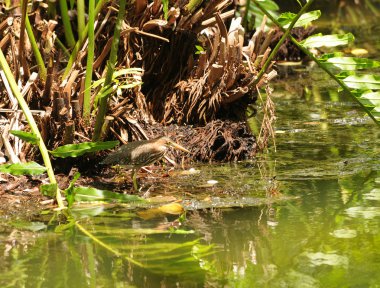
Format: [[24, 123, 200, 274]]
[[50, 141, 119, 158]]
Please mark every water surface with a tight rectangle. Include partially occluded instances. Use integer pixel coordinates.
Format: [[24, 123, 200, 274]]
[[1, 14, 380, 288]]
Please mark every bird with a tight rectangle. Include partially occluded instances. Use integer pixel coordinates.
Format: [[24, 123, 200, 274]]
[[101, 136, 190, 190]]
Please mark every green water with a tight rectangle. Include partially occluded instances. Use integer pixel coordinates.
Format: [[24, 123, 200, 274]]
[[1, 72, 378, 287], [1, 18, 380, 288]]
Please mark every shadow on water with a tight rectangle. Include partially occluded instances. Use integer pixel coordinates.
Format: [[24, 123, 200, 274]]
[[1, 9, 380, 288]]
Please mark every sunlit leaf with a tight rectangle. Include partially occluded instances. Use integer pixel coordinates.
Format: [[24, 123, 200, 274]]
[[92, 68, 143, 88], [277, 10, 321, 28], [10, 130, 39, 144], [335, 71, 355, 79], [351, 90, 380, 110], [0, 161, 46, 175], [300, 33, 355, 48], [343, 74, 380, 90], [73, 186, 144, 203], [50, 141, 119, 158], [320, 56, 380, 70], [119, 82, 143, 89]]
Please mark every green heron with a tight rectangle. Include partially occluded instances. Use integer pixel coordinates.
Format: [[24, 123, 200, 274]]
[[102, 136, 190, 190]]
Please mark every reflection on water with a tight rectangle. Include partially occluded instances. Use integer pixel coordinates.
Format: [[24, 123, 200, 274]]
[[1, 67, 378, 287], [1, 25, 380, 288]]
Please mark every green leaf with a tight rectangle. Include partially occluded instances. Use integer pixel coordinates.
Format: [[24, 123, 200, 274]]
[[11, 221, 47, 232], [277, 10, 321, 28], [254, 0, 279, 11], [343, 74, 380, 90], [92, 68, 143, 89], [10, 130, 39, 144], [50, 141, 119, 158], [162, 0, 169, 19], [300, 33, 355, 48], [0, 161, 46, 175], [40, 183, 58, 197], [63, 172, 81, 208], [351, 90, 380, 113], [74, 186, 145, 203], [93, 85, 114, 107], [320, 56, 380, 70], [359, 91, 380, 108], [248, 0, 279, 29]]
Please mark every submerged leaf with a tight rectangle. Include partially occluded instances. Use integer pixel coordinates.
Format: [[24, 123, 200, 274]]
[[0, 161, 46, 175], [157, 203, 184, 215], [300, 33, 355, 48], [11, 221, 47, 232], [73, 186, 144, 203], [10, 130, 39, 144], [50, 141, 119, 158]]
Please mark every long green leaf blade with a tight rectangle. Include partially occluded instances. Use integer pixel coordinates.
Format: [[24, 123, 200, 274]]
[[73, 186, 144, 203], [0, 161, 47, 175], [10, 130, 39, 144], [50, 141, 119, 158], [300, 33, 355, 48]]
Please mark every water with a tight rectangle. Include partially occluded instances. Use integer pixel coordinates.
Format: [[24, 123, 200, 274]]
[[1, 15, 380, 288]]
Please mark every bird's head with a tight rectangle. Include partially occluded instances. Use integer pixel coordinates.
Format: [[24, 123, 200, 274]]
[[156, 137, 190, 153]]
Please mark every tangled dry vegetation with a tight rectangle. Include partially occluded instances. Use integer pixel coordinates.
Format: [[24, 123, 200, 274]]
[[0, 0, 277, 166]]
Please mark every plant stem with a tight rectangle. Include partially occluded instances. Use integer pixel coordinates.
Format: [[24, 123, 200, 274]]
[[18, 0, 28, 81], [25, 15, 47, 81], [47, 0, 57, 18], [253, 0, 379, 126], [92, 0, 126, 141], [243, 0, 251, 29], [59, 0, 76, 47], [63, 0, 108, 79], [83, 0, 95, 120], [0, 50, 65, 209], [55, 37, 70, 57], [253, 0, 314, 86], [77, 0, 85, 43]]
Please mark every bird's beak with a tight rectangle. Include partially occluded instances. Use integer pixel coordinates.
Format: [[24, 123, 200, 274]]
[[168, 141, 190, 153]]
